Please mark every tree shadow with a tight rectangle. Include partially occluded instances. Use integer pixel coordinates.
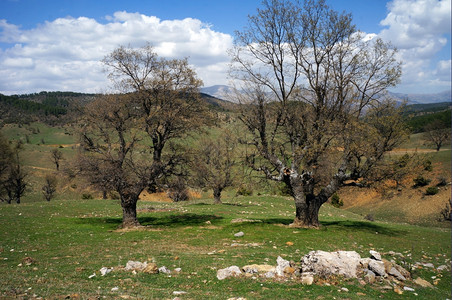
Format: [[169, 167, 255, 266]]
[[76, 213, 223, 229]]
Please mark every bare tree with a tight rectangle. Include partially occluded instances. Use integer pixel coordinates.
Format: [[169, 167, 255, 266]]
[[79, 45, 209, 228], [50, 148, 63, 171], [192, 130, 238, 204], [1, 141, 28, 204], [423, 120, 451, 151], [0, 132, 14, 202], [42, 174, 57, 201], [230, 0, 405, 227]]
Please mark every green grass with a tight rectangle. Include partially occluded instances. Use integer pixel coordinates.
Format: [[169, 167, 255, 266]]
[[1, 195, 450, 299]]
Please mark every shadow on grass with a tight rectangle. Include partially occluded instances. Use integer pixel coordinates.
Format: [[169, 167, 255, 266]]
[[253, 218, 405, 236], [76, 213, 223, 228]]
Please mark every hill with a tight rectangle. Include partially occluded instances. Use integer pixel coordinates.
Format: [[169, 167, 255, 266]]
[[389, 90, 451, 104]]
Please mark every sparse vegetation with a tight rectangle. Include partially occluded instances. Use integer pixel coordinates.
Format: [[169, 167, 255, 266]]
[[425, 186, 439, 196]]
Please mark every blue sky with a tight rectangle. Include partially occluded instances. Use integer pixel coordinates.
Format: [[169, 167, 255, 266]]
[[0, 0, 450, 95]]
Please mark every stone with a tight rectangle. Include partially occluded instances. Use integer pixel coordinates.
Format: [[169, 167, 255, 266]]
[[422, 263, 435, 268], [437, 265, 447, 271], [413, 277, 433, 288], [172, 291, 187, 295], [276, 256, 291, 277], [242, 264, 275, 274], [264, 271, 275, 278], [388, 267, 406, 281], [382, 259, 393, 273], [403, 286, 415, 292], [217, 266, 242, 280], [125, 260, 147, 271], [143, 263, 158, 274], [301, 250, 362, 278], [368, 260, 386, 277], [159, 266, 171, 274], [301, 273, 314, 285], [234, 232, 244, 237], [174, 267, 182, 273], [393, 264, 411, 280], [111, 287, 119, 292], [369, 250, 381, 261], [364, 270, 376, 284], [393, 286, 403, 295], [100, 267, 113, 276]]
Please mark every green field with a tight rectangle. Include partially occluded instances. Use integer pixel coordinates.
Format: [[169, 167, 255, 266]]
[[1, 195, 451, 299]]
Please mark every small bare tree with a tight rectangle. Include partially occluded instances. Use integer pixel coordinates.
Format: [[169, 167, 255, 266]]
[[42, 174, 57, 201], [50, 148, 63, 171], [423, 120, 451, 151], [192, 130, 238, 204]]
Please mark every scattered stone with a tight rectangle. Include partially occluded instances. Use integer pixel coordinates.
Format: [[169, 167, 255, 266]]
[[301, 250, 362, 278], [143, 263, 158, 274], [286, 242, 294, 246], [234, 232, 245, 237], [205, 221, 211, 225], [394, 286, 403, 295], [393, 264, 411, 280], [437, 265, 447, 271], [413, 277, 433, 288], [111, 287, 119, 292], [403, 286, 415, 292], [368, 260, 386, 277], [301, 273, 314, 285], [172, 291, 187, 295], [88, 273, 96, 279], [22, 257, 36, 266], [100, 267, 113, 276], [217, 266, 242, 280], [388, 267, 406, 281], [125, 260, 147, 271], [422, 263, 435, 269], [174, 268, 182, 273], [242, 264, 275, 274], [231, 218, 261, 223], [364, 270, 376, 284], [382, 259, 393, 273], [369, 250, 381, 261], [341, 287, 349, 292], [276, 256, 291, 277], [227, 298, 247, 300], [264, 271, 276, 278], [159, 266, 171, 274]]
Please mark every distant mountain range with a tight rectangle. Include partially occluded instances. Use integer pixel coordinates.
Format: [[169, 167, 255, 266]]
[[201, 85, 451, 104]]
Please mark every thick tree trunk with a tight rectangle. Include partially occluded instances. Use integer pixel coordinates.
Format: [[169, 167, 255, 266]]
[[213, 187, 222, 204], [291, 193, 322, 228], [121, 197, 140, 228]]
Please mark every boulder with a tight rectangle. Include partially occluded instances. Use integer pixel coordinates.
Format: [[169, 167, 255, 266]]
[[276, 256, 291, 277], [242, 264, 275, 274], [125, 260, 147, 271], [388, 267, 406, 281], [364, 270, 376, 284], [217, 266, 242, 280], [369, 250, 381, 261], [368, 260, 386, 277], [301, 250, 362, 278]]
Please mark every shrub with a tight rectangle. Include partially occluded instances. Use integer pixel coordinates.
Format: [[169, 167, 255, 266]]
[[413, 175, 431, 187], [330, 193, 343, 208], [425, 186, 439, 195], [436, 177, 448, 187], [438, 199, 451, 222], [236, 185, 253, 196], [423, 160, 433, 171], [167, 178, 189, 202], [82, 193, 93, 199], [364, 214, 375, 222]]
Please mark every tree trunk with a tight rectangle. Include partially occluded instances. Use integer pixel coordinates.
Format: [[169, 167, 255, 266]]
[[291, 193, 322, 228], [213, 187, 222, 204], [121, 197, 140, 228]]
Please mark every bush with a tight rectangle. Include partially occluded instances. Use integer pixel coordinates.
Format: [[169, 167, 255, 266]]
[[236, 185, 253, 196], [82, 193, 93, 199], [167, 178, 189, 202], [436, 177, 448, 187], [413, 175, 431, 187], [423, 160, 433, 171], [438, 199, 451, 222], [425, 186, 439, 195], [364, 214, 375, 222], [330, 193, 343, 208]]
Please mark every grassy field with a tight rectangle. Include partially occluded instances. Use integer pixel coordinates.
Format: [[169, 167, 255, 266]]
[[1, 122, 451, 299], [0, 195, 451, 299]]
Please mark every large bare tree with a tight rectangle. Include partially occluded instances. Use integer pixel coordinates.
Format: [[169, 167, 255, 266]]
[[230, 0, 406, 227], [79, 45, 209, 228]]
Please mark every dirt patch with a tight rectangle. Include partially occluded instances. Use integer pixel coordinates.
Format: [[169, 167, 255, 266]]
[[139, 190, 202, 202]]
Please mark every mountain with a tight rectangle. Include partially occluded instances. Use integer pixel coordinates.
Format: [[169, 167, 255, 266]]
[[389, 90, 451, 104], [201, 85, 237, 102]]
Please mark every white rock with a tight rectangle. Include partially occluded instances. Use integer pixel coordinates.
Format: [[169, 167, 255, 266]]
[[159, 266, 171, 274], [276, 256, 290, 276], [301, 273, 314, 285], [125, 260, 147, 271], [368, 260, 387, 277], [422, 263, 435, 268], [301, 250, 362, 278], [111, 287, 119, 292], [100, 267, 113, 276], [369, 250, 381, 261], [234, 232, 245, 237], [217, 266, 242, 280], [172, 291, 187, 295], [388, 267, 406, 281], [403, 286, 415, 292], [341, 287, 349, 292], [88, 273, 96, 279], [174, 268, 182, 272], [437, 265, 448, 271]]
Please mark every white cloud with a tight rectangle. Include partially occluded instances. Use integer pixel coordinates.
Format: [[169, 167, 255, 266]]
[[378, 0, 451, 93], [0, 12, 233, 94]]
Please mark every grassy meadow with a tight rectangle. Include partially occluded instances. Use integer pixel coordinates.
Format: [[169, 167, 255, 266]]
[[0, 122, 451, 299]]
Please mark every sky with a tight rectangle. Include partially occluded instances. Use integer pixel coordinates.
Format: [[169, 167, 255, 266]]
[[0, 0, 450, 95]]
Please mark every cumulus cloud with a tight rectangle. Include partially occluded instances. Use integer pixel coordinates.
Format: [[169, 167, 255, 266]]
[[0, 12, 233, 94], [378, 0, 451, 93]]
